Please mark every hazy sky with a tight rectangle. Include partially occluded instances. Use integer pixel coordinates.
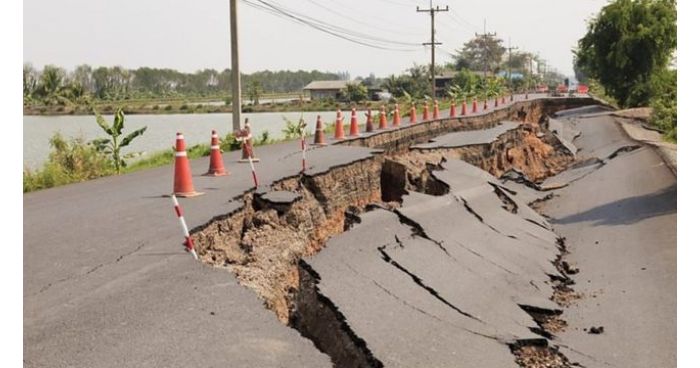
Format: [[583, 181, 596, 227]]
[[23, 0, 610, 78]]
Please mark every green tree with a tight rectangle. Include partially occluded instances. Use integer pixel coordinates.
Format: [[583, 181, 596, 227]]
[[451, 69, 481, 94], [247, 80, 263, 105], [381, 64, 431, 99], [453, 34, 506, 74], [574, 0, 676, 107], [91, 108, 147, 173], [23, 63, 38, 103], [342, 83, 368, 103], [35, 65, 69, 105]]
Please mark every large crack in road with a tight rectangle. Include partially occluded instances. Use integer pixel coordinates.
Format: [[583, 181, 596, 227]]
[[189, 102, 612, 367]]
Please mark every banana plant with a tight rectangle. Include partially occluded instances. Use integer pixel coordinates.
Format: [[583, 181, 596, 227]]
[[485, 77, 503, 101], [92, 107, 147, 174], [447, 84, 465, 101]]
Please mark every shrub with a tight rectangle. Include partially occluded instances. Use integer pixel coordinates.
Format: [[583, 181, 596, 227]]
[[256, 130, 271, 145], [649, 69, 677, 143], [23, 133, 113, 192], [281, 115, 308, 139]]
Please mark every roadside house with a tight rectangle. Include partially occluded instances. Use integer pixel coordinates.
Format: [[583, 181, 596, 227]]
[[302, 80, 357, 100]]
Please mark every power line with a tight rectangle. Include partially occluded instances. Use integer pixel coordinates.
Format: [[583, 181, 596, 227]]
[[259, 0, 419, 46], [241, 0, 422, 51], [303, 0, 423, 37], [445, 12, 481, 34]]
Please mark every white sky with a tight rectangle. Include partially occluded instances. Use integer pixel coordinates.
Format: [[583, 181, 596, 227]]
[[23, 0, 610, 78]]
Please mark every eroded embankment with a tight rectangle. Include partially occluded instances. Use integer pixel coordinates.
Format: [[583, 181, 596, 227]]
[[190, 99, 590, 367]]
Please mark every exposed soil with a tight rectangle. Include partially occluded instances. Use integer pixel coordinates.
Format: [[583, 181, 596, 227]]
[[511, 344, 575, 368]]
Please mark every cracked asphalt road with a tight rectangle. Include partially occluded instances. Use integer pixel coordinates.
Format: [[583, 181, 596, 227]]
[[541, 111, 677, 367], [24, 95, 670, 368]]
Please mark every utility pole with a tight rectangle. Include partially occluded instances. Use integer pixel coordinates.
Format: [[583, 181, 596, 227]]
[[542, 60, 548, 85], [506, 38, 518, 88], [229, 0, 242, 131], [474, 19, 497, 78], [528, 53, 533, 93], [417, 1, 449, 99]]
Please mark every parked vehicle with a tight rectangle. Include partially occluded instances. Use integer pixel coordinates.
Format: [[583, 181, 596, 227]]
[[372, 91, 393, 101]]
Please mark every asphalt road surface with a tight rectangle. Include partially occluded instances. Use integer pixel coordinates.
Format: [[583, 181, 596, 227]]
[[542, 109, 677, 367], [24, 95, 675, 368]]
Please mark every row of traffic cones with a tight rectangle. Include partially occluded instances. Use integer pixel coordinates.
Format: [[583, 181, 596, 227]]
[[178, 95, 518, 195], [173, 119, 258, 197], [326, 103, 422, 141]]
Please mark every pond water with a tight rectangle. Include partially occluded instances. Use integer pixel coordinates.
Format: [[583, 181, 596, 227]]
[[23, 110, 342, 169]]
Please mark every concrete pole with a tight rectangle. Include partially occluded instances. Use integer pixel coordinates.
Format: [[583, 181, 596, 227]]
[[229, 0, 242, 131], [430, 8, 436, 99]]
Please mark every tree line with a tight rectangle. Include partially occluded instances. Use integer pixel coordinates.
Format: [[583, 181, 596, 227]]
[[23, 64, 343, 106], [377, 34, 566, 101]]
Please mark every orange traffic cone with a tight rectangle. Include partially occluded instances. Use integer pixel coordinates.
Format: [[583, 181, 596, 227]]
[[349, 107, 360, 137], [392, 104, 401, 127], [205, 130, 229, 176], [472, 99, 478, 113], [495, 97, 499, 107], [449, 101, 456, 118], [433, 100, 440, 119], [239, 118, 260, 162], [365, 108, 374, 133], [461, 99, 467, 116], [422, 102, 429, 121], [409, 103, 417, 124], [313, 115, 327, 145], [483, 99, 488, 111], [334, 109, 345, 140], [173, 133, 203, 197], [379, 105, 388, 129]]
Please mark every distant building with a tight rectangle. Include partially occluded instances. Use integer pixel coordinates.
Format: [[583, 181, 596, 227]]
[[435, 71, 458, 96], [302, 80, 358, 100]]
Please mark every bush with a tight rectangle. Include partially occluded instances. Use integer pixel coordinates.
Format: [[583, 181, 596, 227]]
[[281, 115, 308, 139], [180, 104, 188, 110], [23, 133, 113, 192], [649, 69, 677, 142], [221, 132, 243, 151], [164, 105, 173, 111], [256, 130, 271, 145]]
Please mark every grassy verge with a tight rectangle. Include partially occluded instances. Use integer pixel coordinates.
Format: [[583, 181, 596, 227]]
[[23, 130, 289, 193]]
